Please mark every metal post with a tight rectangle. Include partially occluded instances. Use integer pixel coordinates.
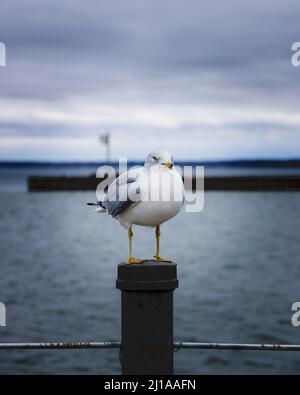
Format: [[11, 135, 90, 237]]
[[116, 260, 178, 375]]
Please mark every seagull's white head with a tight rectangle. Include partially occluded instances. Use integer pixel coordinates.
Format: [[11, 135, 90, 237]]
[[144, 147, 174, 169]]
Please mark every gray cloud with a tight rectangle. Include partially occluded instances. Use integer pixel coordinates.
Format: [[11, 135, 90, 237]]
[[0, 0, 300, 159]]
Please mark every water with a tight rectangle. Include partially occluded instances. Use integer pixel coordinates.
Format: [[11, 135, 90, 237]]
[[0, 166, 300, 374]]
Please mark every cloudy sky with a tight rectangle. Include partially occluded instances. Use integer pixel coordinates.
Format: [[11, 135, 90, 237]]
[[0, 0, 300, 161]]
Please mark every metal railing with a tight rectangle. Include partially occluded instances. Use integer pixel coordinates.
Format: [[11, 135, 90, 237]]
[[1, 341, 300, 351], [0, 341, 120, 350], [174, 342, 300, 351]]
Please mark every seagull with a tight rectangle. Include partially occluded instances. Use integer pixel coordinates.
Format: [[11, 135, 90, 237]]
[[87, 147, 185, 264]]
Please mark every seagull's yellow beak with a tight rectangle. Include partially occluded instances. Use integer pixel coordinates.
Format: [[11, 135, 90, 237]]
[[163, 162, 174, 169]]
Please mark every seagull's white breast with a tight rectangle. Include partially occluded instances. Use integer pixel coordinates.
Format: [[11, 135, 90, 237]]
[[118, 167, 184, 228]]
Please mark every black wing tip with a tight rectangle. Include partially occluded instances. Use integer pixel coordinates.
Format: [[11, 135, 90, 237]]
[[87, 201, 105, 209]]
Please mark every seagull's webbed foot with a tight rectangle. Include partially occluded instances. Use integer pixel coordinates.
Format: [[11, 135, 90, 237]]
[[127, 257, 146, 265], [153, 255, 176, 264]]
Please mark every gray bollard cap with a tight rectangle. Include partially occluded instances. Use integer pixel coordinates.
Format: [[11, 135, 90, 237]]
[[116, 260, 178, 291]]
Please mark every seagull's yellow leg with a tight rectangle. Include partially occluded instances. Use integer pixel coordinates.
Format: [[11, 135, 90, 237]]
[[154, 225, 175, 263], [127, 226, 145, 264]]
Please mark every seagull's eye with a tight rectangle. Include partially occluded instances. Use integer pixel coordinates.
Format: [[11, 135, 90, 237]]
[[152, 155, 158, 161]]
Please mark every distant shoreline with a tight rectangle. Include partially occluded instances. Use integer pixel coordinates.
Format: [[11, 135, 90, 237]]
[[1, 159, 300, 168]]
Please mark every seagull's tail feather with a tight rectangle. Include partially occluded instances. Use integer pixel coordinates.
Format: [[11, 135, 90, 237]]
[[87, 201, 106, 213]]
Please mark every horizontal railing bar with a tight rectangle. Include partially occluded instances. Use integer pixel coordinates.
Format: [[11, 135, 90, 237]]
[[0, 342, 121, 350], [174, 342, 300, 351], [1, 341, 300, 351]]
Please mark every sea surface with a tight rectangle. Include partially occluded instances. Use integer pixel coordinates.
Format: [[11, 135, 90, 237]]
[[0, 165, 300, 374]]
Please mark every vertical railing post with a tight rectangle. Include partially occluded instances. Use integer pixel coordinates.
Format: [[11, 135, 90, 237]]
[[116, 261, 178, 375]]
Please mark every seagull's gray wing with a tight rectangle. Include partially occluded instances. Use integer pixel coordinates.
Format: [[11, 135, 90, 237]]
[[104, 168, 143, 217]]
